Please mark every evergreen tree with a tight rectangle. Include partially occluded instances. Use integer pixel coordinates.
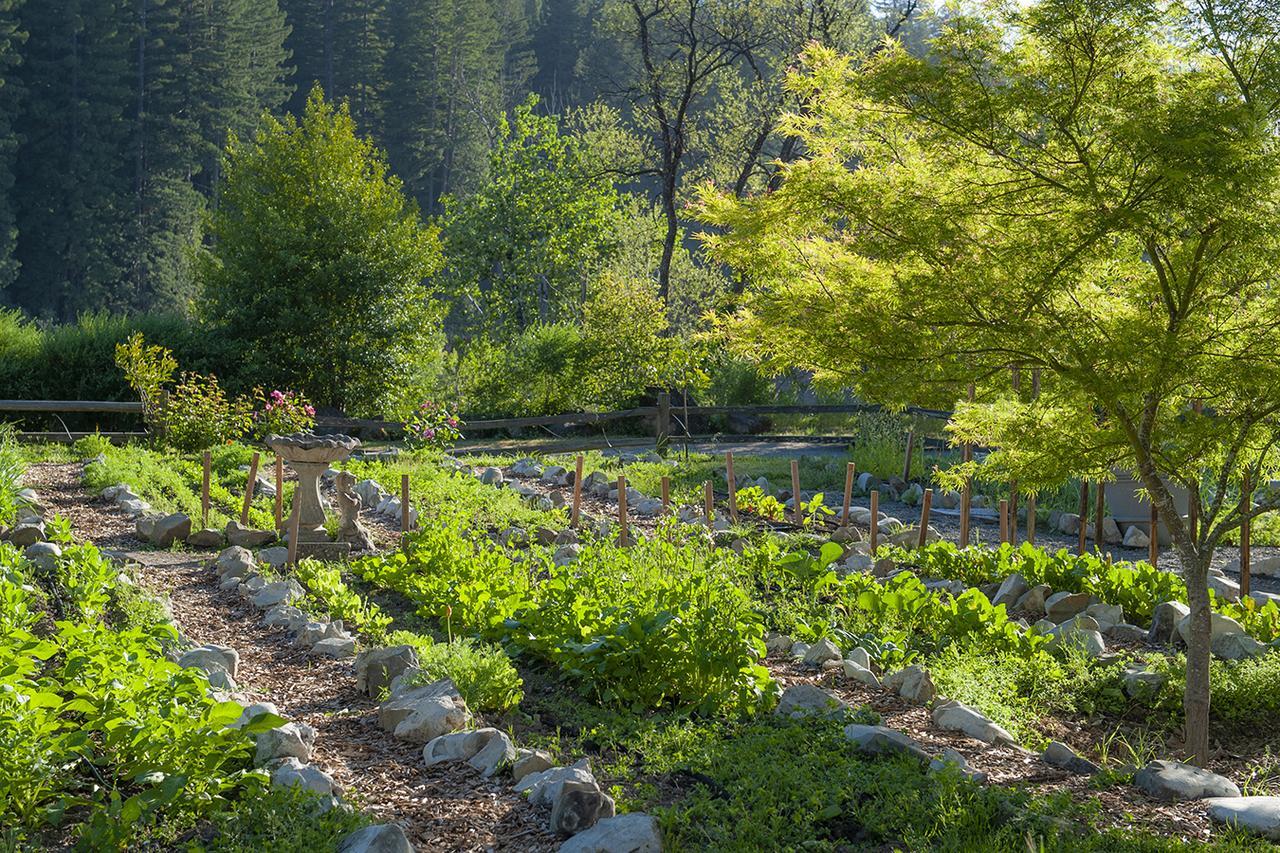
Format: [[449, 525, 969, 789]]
[[0, 0, 25, 298], [280, 0, 387, 137]]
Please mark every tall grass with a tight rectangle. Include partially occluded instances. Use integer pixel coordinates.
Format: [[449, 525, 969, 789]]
[[0, 424, 24, 526]]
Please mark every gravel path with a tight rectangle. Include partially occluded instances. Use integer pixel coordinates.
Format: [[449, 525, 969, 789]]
[[23, 462, 558, 853]]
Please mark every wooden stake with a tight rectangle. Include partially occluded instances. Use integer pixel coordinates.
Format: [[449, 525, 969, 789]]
[[1077, 481, 1089, 555], [1241, 474, 1252, 598], [617, 474, 629, 544], [571, 455, 584, 528], [273, 457, 284, 531], [1008, 486, 1018, 546], [999, 499, 1009, 544], [703, 481, 713, 525], [660, 476, 670, 514], [401, 474, 411, 536], [725, 452, 739, 522], [1026, 494, 1036, 545], [240, 451, 260, 526], [1094, 480, 1106, 554], [841, 462, 855, 526], [287, 491, 301, 566], [959, 383, 974, 549], [902, 430, 915, 481], [869, 490, 880, 553], [1149, 503, 1159, 568], [917, 488, 933, 549], [201, 450, 211, 529], [790, 459, 802, 526]]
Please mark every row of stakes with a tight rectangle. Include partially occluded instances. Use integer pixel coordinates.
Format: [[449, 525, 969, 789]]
[[202, 450, 1276, 591]]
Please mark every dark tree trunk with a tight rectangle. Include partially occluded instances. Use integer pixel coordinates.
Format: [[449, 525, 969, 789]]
[[1180, 545, 1213, 766]]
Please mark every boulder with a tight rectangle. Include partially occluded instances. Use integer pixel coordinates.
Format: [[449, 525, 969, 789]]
[[151, 512, 191, 547], [1044, 591, 1091, 622], [255, 721, 317, 764], [356, 646, 419, 697], [118, 498, 151, 517], [230, 701, 280, 730], [353, 479, 388, 508], [1057, 513, 1080, 535], [186, 528, 224, 549], [517, 759, 597, 807], [843, 724, 930, 763], [558, 813, 663, 853], [1212, 632, 1268, 661], [225, 520, 277, 548], [313, 636, 357, 658], [424, 728, 515, 777], [6, 521, 45, 547], [178, 644, 239, 678], [802, 637, 842, 667], [338, 824, 414, 853], [550, 779, 615, 837], [774, 683, 848, 718], [1042, 741, 1100, 775], [294, 621, 329, 648], [379, 679, 469, 742], [1133, 759, 1240, 801], [270, 757, 337, 796], [479, 467, 504, 485], [215, 546, 255, 578], [992, 573, 1029, 608], [1123, 525, 1150, 548], [251, 579, 305, 609], [258, 546, 290, 568], [1204, 796, 1280, 840], [22, 541, 61, 572], [929, 747, 987, 784], [1105, 623, 1148, 643], [1175, 612, 1245, 646], [841, 659, 881, 689], [847, 646, 872, 669], [931, 700, 1018, 746], [764, 633, 794, 656], [1101, 517, 1122, 544], [513, 749, 555, 783], [884, 665, 935, 704], [1208, 574, 1242, 602], [1014, 584, 1051, 615], [1084, 602, 1124, 630], [1148, 601, 1190, 644]]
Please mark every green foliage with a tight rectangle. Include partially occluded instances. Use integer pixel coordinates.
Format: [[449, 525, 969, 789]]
[[115, 332, 178, 425], [187, 783, 370, 852], [294, 559, 392, 642], [402, 400, 463, 450], [250, 388, 317, 441], [198, 87, 444, 416], [387, 631, 524, 713], [0, 424, 21, 527]]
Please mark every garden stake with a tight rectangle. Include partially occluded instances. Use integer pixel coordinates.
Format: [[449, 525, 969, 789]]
[[1008, 487, 1018, 546], [1149, 504, 1159, 568], [617, 475, 629, 545], [1026, 495, 1036, 545], [661, 476, 670, 514], [1077, 481, 1089, 555], [959, 383, 974, 549], [902, 429, 915, 482], [1094, 480, 1106, 555], [401, 474, 410, 537], [573, 450, 586, 525], [286, 493, 301, 567], [869, 490, 879, 553], [725, 452, 739, 522], [201, 450, 211, 529], [240, 451, 260, 525], [917, 488, 933, 549], [790, 459, 802, 526], [571, 455, 584, 528], [841, 462, 855, 526], [703, 481, 713, 525], [273, 457, 284, 531], [999, 499, 1009, 544], [1241, 474, 1251, 598]]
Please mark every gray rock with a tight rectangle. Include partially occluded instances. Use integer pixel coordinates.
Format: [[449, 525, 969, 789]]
[[884, 665, 935, 704], [558, 813, 663, 853], [230, 701, 280, 730], [255, 721, 317, 764], [215, 546, 255, 579], [186, 528, 224, 549], [258, 546, 290, 567], [1204, 796, 1280, 840], [6, 521, 45, 547], [550, 779, 615, 837], [225, 520, 277, 548], [118, 498, 151, 517], [23, 541, 61, 571], [774, 683, 848, 717], [1212, 631, 1268, 661], [379, 679, 469, 742], [251, 579, 305, 609], [513, 749, 555, 783], [356, 645, 419, 697], [1123, 525, 1150, 548], [338, 824, 413, 853], [764, 633, 793, 655], [136, 514, 160, 541], [1057, 513, 1080, 535], [1176, 611, 1245, 645], [1047, 625, 1106, 658], [178, 644, 239, 678], [1105, 622, 1148, 643], [844, 724, 930, 763], [929, 747, 988, 783], [847, 646, 872, 669], [1044, 591, 1091, 622], [517, 759, 596, 807], [1148, 600, 1190, 644], [270, 757, 336, 796], [802, 637, 842, 667], [841, 659, 881, 688], [479, 467, 504, 485], [423, 728, 515, 777], [1133, 759, 1240, 801], [1014, 584, 1051, 615], [1042, 740, 1100, 775], [1122, 664, 1167, 699], [313, 636, 357, 658], [931, 700, 1017, 746], [294, 621, 329, 648], [151, 512, 191, 547], [1084, 602, 1124, 630], [992, 573, 1029, 608]]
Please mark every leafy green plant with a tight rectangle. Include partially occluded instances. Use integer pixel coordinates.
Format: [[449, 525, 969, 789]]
[[251, 388, 316, 440], [294, 559, 391, 641], [387, 631, 523, 713]]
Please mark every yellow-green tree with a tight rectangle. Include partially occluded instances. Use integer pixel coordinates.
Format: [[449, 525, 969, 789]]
[[700, 0, 1280, 765]]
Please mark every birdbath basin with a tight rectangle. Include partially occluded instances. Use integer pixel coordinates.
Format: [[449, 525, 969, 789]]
[[268, 432, 361, 544]]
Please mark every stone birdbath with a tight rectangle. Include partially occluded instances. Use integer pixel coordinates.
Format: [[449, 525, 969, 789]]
[[267, 432, 361, 557]]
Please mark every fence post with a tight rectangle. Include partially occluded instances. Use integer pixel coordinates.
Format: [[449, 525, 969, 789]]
[[869, 490, 879, 553], [703, 481, 713, 526], [661, 476, 670, 515], [618, 474, 629, 544], [901, 430, 915, 481], [274, 457, 284, 531], [999, 499, 1009, 544], [725, 452, 739, 522], [654, 392, 671, 455], [1026, 494, 1036, 545], [401, 474, 411, 538], [201, 450, 211, 530], [791, 459, 803, 526], [1077, 481, 1089, 555], [917, 488, 933, 549], [240, 452, 260, 526], [841, 462, 855, 527], [287, 494, 301, 567], [571, 455, 584, 528], [959, 383, 974, 549]]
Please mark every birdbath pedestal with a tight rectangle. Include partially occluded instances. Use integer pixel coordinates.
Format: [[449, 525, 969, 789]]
[[267, 432, 361, 557]]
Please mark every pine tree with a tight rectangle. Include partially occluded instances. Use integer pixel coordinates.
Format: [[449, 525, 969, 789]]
[[0, 0, 26, 299], [280, 0, 387, 137]]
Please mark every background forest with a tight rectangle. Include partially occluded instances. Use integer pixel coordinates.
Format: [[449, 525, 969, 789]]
[[0, 0, 929, 418]]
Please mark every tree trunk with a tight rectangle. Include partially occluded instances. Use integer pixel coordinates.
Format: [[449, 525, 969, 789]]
[[1180, 545, 1213, 766], [658, 176, 678, 303]]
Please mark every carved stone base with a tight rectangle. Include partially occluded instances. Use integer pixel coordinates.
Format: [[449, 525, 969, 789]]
[[294, 541, 351, 561]]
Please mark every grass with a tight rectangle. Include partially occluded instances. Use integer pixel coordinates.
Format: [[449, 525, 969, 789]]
[[386, 630, 524, 712]]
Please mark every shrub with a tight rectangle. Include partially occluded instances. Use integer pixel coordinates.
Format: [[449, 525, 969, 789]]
[[251, 388, 316, 440], [0, 425, 21, 527], [402, 400, 463, 450], [387, 631, 523, 713]]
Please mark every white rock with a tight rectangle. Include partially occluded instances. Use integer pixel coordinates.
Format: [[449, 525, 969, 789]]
[[379, 679, 469, 743], [841, 659, 881, 688], [1204, 796, 1280, 840], [1175, 611, 1245, 645], [338, 824, 413, 853], [931, 700, 1017, 746], [843, 724, 930, 762], [270, 757, 336, 795], [929, 747, 988, 783], [516, 758, 595, 808], [1123, 525, 1150, 548], [313, 636, 357, 658], [178, 644, 239, 678], [215, 546, 255, 578], [847, 646, 872, 669], [802, 637, 842, 667], [230, 701, 280, 730], [252, 579, 305, 609], [774, 683, 848, 717], [1133, 760, 1239, 801], [884, 665, 934, 704], [255, 721, 317, 764], [558, 813, 663, 853]]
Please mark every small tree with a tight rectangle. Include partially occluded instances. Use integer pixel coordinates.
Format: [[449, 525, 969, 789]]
[[439, 95, 622, 334], [198, 87, 443, 415], [700, 0, 1280, 765]]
